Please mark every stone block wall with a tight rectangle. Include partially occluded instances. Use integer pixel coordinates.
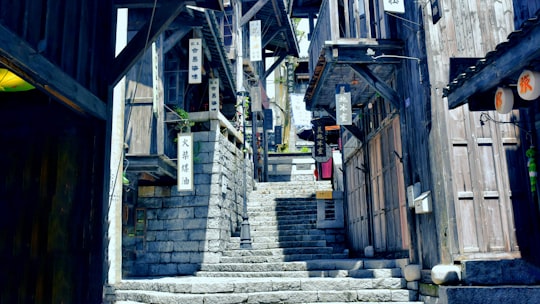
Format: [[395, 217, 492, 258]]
[[122, 129, 253, 277]]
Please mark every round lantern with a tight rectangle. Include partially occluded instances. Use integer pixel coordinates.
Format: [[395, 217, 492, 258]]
[[517, 69, 540, 100], [494, 87, 514, 114]]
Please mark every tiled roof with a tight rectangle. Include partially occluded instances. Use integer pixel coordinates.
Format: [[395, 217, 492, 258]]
[[443, 10, 540, 106]]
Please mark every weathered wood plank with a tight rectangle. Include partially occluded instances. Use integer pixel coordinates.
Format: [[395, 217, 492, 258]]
[[110, 0, 187, 86], [0, 24, 107, 120]]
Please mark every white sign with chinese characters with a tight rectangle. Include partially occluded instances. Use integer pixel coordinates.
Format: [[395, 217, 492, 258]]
[[188, 38, 202, 84], [336, 84, 352, 125], [209, 78, 220, 112], [249, 20, 262, 62], [383, 0, 405, 14], [177, 133, 194, 191]]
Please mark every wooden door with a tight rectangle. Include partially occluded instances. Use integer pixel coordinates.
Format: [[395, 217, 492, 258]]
[[369, 117, 408, 253], [346, 148, 371, 253], [450, 107, 521, 258]]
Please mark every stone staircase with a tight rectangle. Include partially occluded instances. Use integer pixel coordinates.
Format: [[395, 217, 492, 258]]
[[113, 181, 422, 304]]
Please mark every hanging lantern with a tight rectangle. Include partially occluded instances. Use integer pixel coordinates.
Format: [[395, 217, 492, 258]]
[[0, 68, 35, 92], [517, 69, 540, 100], [494, 87, 513, 114]]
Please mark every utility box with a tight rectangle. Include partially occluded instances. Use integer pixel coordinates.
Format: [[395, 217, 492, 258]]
[[414, 191, 432, 214], [407, 182, 422, 208]]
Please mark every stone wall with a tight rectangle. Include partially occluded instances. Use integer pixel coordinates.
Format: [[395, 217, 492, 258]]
[[122, 126, 253, 277]]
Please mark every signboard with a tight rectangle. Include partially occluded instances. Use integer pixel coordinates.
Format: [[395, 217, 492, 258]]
[[335, 84, 352, 125], [287, 59, 295, 93], [251, 86, 262, 112], [316, 191, 333, 200], [313, 124, 327, 159], [151, 41, 160, 115], [177, 133, 194, 191], [383, 0, 405, 14], [188, 38, 202, 84], [431, 0, 442, 24], [274, 126, 282, 145], [209, 78, 220, 112], [249, 20, 262, 62], [264, 109, 273, 130]]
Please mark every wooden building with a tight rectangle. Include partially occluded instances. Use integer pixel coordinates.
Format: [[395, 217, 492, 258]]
[[0, 1, 114, 302], [297, 0, 540, 300], [0, 0, 239, 302]]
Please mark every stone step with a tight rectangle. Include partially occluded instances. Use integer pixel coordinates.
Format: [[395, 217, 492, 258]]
[[221, 247, 337, 257], [248, 208, 317, 221], [227, 240, 328, 250], [247, 216, 317, 225], [115, 276, 418, 304], [201, 259, 365, 273], [218, 253, 349, 263], [115, 289, 420, 304]]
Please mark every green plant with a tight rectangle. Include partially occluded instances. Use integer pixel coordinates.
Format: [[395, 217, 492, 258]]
[[174, 107, 194, 133]]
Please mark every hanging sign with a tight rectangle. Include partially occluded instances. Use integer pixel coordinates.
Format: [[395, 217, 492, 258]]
[[494, 87, 514, 114], [274, 126, 282, 145], [313, 124, 327, 160], [188, 38, 202, 84], [264, 109, 273, 130], [431, 0, 442, 24], [209, 78, 220, 112], [249, 20, 262, 62], [152, 41, 160, 115], [251, 86, 262, 112], [383, 0, 405, 14], [336, 84, 352, 125], [287, 59, 295, 93], [177, 133, 194, 191], [517, 69, 540, 100]]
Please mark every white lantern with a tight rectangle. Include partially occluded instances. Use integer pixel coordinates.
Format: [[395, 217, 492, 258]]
[[494, 87, 514, 114], [517, 69, 540, 100]]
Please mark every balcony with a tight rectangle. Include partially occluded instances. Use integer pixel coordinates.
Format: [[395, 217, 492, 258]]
[[303, 0, 403, 114]]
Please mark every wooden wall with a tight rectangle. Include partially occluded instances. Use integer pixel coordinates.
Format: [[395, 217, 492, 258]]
[[0, 0, 114, 100], [407, 0, 531, 267], [0, 90, 104, 303]]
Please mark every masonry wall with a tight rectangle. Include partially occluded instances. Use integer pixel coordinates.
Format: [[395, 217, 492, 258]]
[[122, 127, 253, 277]]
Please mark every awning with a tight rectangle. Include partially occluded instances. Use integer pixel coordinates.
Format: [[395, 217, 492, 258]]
[[191, 7, 236, 101], [444, 12, 540, 110], [304, 39, 403, 112]]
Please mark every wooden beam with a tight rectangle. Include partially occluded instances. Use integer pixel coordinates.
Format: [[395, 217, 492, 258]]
[[240, 0, 270, 27], [446, 21, 540, 109], [0, 24, 107, 120], [163, 26, 191, 54], [110, 0, 186, 87], [263, 53, 287, 79], [350, 63, 401, 109]]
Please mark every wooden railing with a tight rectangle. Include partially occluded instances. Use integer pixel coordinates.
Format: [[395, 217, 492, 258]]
[[307, 0, 341, 76]]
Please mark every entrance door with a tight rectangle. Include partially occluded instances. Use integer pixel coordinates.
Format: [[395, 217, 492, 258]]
[[369, 117, 409, 253]]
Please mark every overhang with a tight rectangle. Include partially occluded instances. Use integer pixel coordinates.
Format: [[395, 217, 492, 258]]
[[191, 7, 236, 100], [304, 39, 404, 112], [242, 0, 299, 58], [444, 12, 540, 110]]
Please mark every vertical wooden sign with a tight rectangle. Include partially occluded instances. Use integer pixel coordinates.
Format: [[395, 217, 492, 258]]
[[336, 84, 352, 125], [249, 20, 262, 62], [209, 78, 220, 112], [189, 38, 202, 84], [177, 133, 194, 191]]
